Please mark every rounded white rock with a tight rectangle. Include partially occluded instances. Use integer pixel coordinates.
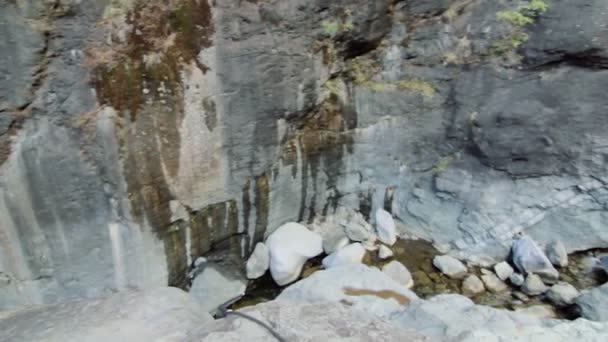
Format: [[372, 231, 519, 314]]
[[322, 243, 366, 269], [375, 209, 397, 246], [246, 242, 270, 279]]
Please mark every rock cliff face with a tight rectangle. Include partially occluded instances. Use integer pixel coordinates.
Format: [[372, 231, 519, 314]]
[[1, 0, 607, 308]]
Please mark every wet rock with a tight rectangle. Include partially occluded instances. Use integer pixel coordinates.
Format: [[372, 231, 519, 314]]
[[509, 273, 525, 286], [192, 301, 429, 342], [575, 282, 608, 321], [433, 255, 467, 279], [246, 242, 270, 279], [382, 260, 414, 289], [515, 305, 557, 319], [0, 288, 212, 342], [462, 275, 485, 297], [278, 264, 418, 318], [378, 245, 394, 259], [266, 222, 323, 286], [599, 256, 608, 274], [546, 240, 568, 268], [494, 261, 514, 281], [375, 209, 397, 246], [546, 282, 579, 306], [521, 274, 548, 296], [322, 243, 366, 269], [481, 274, 508, 293], [511, 236, 559, 282], [190, 264, 247, 314]]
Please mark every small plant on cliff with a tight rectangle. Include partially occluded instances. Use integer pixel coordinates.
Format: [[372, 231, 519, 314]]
[[497, 0, 548, 26]]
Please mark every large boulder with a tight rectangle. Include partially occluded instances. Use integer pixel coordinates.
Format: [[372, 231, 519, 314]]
[[266, 222, 323, 285], [375, 209, 397, 246], [575, 282, 608, 321], [0, 288, 212, 342], [278, 264, 418, 318], [322, 242, 366, 269], [246, 242, 270, 279], [511, 236, 559, 282], [190, 264, 247, 315], [190, 300, 429, 342]]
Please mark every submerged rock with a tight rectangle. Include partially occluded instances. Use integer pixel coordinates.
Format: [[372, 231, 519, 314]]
[[547, 282, 579, 306], [382, 260, 414, 289], [521, 274, 548, 296], [266, 222, 323, 286], [190, 264, 247, 314], [511, 236, 559, 282], [575, 282, 608, 321], [322, 243, 366, 269], [278, 264, 418, 318], [546, 240, 569, 268], [246, 242, 270, 279], [0, 288, 212, 342], [433, 255, 467, 279], [481, 273, 508, 293], [375, 209, 397, 246], [462, 275, 485, 296]]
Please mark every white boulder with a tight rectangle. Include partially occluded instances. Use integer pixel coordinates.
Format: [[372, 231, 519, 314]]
[[266, 222, 324, 285], [246, 242, 270, 279], [278, 264, 418, 318], [546, 240, 568, 267], [521, 273, 548, 296], [322, 243, 366, 269], [511, 236, 559, 282], [433, 255, 467, 279], [546, 282, 579, 306], [462, 275, 485, 296], [375, 209, 397, 246], [494, 261, 514, 281], [378, 245, 394, 259], [382, 260, 414, 289], [481, 273, 508, 293]]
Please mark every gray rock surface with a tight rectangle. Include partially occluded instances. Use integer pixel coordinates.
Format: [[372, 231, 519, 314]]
[[191, 300, 430, 342], [0, 287, 212, 342], [322, 242, 366, 269], [575, 282, 608, 321], [2, 0, 608, 309]]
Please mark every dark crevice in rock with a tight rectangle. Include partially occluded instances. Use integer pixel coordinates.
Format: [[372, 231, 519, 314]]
[[525, 49, 608, 70]]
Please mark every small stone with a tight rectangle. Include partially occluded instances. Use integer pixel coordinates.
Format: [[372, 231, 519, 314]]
[[246, 242, 270, 279], [512, 291, 530, 302], [480, 268, 492, 275], [382, 260, 414, 289], [516, 305, 557, 319], [462, 275, 485, 296], [494, 261, 514, 281], [546, 282, 579, 306], [509, 273, 525, 286], [433, 255, 468, 279], [375, 209, 397, 246], [194, 257, 207, 268], [378, 245, 394, 259], [522, 274, 548, 296], [546, 240, 568, 267], [322, 243, 366, 269], [481, 273, 508, 293], [362, 237, 379, 251]]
